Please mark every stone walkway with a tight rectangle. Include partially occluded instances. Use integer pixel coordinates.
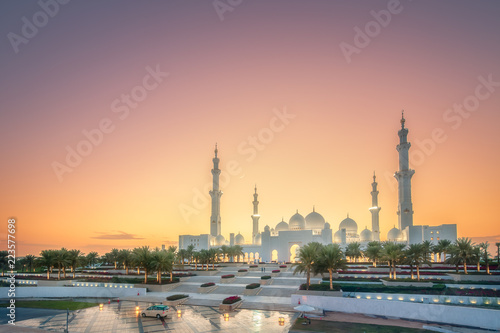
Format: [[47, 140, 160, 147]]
[[11, 301, 298, 332]]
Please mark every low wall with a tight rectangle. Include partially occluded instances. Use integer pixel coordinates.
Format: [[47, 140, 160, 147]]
[[0, 286, 146, 298], [291, 294, 500, 330], [447, 274, 500, 282]]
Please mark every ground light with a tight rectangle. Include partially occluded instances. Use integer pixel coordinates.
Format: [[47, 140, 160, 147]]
[[177, 309, 182, 318], [223, 313, 229, 321], [278, 317, 285, 326], [99, 304, 103, 311]]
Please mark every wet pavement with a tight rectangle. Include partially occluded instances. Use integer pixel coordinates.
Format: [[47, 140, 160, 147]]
[[11, 301, 298, 332]]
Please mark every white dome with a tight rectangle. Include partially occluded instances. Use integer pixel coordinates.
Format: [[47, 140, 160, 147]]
[[254, 233, 262, 245], [339, 216, 358, 233], [289, 211, 305, 230], [387, 227, 402, 241], [235, 233, 244, 245], [324, 222, 331, 230], [275, 220, 289, 232], [305, 209, 325, 229], [334, 230, 342, 243], [360, 227, 373, 242], [215, 234, 225, 246], [264, 225, 270, 232]]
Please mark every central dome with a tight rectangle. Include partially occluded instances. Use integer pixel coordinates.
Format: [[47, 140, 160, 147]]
[[387, 227, 402, 241], [305, 208, 325, 229], [235, 233, 245, 245], [339, 216, 358, 233], [360, 227, 373, 242], [215, 234, 225, 246], [275, 219, 289, 232], [289, 211, 305, 230]]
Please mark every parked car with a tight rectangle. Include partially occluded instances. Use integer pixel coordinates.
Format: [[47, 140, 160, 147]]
[[141, 305, 171, 318]]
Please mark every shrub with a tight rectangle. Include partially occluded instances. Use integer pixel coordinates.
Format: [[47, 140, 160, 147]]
[[246, 283, 261, 289], [200, 282, 215, 287], [299, 283, 341, 291], [279, 265, 287, 268], [221, 274, 235, 279], [261, 275, 272, 280], [222, 296, 241, 304], [272, 270, 280, 273], [166, 294, 189, 301], [249, 265, 258, 268], [238, 269, 248, 272]]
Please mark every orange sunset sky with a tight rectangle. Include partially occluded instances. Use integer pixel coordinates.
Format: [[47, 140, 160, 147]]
[[1, 1, 500, 256]]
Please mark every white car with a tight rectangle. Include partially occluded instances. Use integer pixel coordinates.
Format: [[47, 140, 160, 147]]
[[141, 305, 171, 318]]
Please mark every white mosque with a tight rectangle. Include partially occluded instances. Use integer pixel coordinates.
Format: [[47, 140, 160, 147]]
[[178, 114, 457, 262]]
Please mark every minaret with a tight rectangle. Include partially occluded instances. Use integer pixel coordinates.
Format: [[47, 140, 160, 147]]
[[252, 185, 260, 244], [394, 112, 415, 231], [209, 144, 222, 237], [369, 172, 381, 241]]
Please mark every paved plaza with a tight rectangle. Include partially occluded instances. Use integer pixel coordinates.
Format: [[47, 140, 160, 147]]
[[7, 301, 297, 332]]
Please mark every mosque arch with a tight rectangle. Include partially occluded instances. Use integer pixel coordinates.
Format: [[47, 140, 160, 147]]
[[290, 244, 301, 263], [271, 249, 278, 262]]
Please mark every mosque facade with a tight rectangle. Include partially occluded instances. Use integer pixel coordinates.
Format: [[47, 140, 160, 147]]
[[178, 114, 457, 262]]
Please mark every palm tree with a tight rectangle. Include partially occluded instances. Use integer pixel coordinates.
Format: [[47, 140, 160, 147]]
[[382, 242, 405, 279], [109, 248, 120, 269], [118, 249, 133, 274], [364, 241, 382, 267], [445, 245, 461, 272], [471, 245, 482, 272], [0, 251, 8, 276], [316, 244, 347, 290], [24, 254, 36, 272], [207, 248, 219, 269], [67, 250, 83, 278], [86, 252, 99, 269], [133, 246, 152, 283], [199, 249, 210, 270], [167, 246, 177, 254], [219, 245, 229, 262], [232, 245, 244, 262], [292, 243, 320, 290], [455, 238, 473, 274], [434, 239, 452, 262], [405, 244, 430, 281], [37, 250, 56, 279], [53, 249, 70, 280], [186, 244, 195, 264], [479, 242, 490, 274], [421, 240, 433, 265], [345, 242, 362, 262], [495, 242, 500, 265], [151, 249, 174, 284], [192, 251, 200, 270]]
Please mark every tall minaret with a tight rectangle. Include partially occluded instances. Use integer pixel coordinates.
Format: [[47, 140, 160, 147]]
[[252, 185, 260, 244], [369, 172, 381, 241], [209, 144, 222, 237], [394, 112, 415, 231]]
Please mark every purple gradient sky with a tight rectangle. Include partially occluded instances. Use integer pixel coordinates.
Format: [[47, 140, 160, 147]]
[[1, 0, 500, 255]]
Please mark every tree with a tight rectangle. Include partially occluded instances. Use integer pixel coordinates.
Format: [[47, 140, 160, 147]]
[[219, 245, 229, 262], [364, 242, 382, 267], [109, 248, 120, 269], [480, 242, 490, 274], [231, 245, 244, 262], [405, 244, 430, 281], [207, 248, 219, 269], [151, 249, 174, 284], [167, 246, 177, 254], [133, 246, 152, 283], [37, 250, 56, 279], [495, 242, 500, 265], [24, 254, 36, 272], [292, 243, 320, 290], [186, 244, 195, 264], [53, 248, 70, 280], [68, 250, 84, 279], [119, 249, 133, 275], [445, 245, 461, 273], [316, 244, 347, 290], [192, 251, 200, 270], [177, 249, 188, 265], [421, 240, 433, 264], [0, 251, 8, 276], [455, 238, 473, 274], [433, 239, 452, 262], [382, 242, 405, 279], [86, 252, 99, 269], [345, 242, 362, 262]]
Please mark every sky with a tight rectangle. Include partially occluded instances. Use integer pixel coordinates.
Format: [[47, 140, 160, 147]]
[[1, 0, 500, 256]]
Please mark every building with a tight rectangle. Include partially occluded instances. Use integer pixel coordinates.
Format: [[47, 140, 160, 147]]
[[178, 114, 457, 261]]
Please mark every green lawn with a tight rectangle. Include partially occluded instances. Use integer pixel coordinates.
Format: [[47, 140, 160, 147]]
[[291, 318, 430, 332], [0, 300, 99, 310]]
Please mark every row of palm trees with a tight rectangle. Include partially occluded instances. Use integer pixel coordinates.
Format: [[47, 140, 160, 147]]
[[293, 238, 495, 290]]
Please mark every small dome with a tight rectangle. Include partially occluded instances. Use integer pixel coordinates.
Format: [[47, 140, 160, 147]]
[[339, 216, 358, 233], [334, 230, 342, 243], [215, 234, 225, 246], [289, 211, 305, 230], [360, 227, 373, 242], [275, 219, 289, 232], [387, 227, 402, 241], [305, 208, 326, 229], [235, 233, 244, 245], [264, 225, 270, 232], [254, 233, 262, 245], [324, 222, 331, 230]]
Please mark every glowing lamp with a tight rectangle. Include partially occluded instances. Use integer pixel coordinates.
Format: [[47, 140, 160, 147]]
[[223, 313, 229, 321], [99, 304, 103, 311], [278, 317, 285, 326]]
